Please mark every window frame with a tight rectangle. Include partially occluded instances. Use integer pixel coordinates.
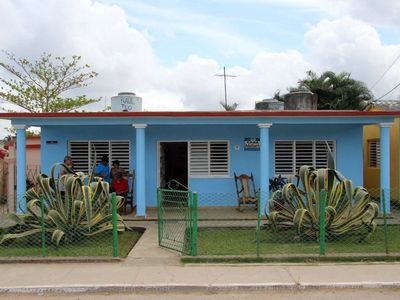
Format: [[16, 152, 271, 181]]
[[68, 140, 131, 173], [188, 140, 230, 178], [274, 140, 336, 176], [368, 139, 380, 168]]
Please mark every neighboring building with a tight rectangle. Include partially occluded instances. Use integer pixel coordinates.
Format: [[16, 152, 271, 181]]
[[0, 109, 397, 216], [364, 101, 400, 201]]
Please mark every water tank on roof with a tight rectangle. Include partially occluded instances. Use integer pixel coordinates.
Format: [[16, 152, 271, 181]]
[[111, 92, 142, 112], [255, 98, 284, 110], [284, 91, 318, 110]]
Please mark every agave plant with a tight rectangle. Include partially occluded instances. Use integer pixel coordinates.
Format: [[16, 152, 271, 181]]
[[266, 146, 379, 240], [0, 163, 127, 246]]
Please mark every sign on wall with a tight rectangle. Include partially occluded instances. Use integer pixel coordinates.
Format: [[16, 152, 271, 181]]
[[244, 138, 260, 151]]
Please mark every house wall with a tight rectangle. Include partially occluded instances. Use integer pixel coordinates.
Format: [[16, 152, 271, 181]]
[[41, 123, 364, 207]]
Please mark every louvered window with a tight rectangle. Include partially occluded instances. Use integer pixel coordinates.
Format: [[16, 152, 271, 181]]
[[189, 141, 229, 177], [275, 140, 335, 175], [368, 139, 380, 168], [68, 140, 131, 173]]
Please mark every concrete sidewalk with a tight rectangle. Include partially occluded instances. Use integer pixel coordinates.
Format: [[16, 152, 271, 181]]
[[0, 221, 400, 294]]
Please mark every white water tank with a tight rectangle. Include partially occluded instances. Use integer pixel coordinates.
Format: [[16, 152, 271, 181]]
[[111, 92, 142, 112]]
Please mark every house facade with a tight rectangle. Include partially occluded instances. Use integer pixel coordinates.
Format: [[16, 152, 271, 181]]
[[0, 110, 396, 216]]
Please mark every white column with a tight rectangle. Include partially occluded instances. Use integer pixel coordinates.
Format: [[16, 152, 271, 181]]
[[380, 122, 392, 214], [14, 125, 27, 213], [133, 124, 147, 217], [258, 123, 272, 215]]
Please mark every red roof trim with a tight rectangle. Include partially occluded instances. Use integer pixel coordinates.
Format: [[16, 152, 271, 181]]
[[0, 110, 399, 118]]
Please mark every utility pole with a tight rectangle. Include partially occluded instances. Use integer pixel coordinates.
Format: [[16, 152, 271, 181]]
[[216, 67, 237, 106]]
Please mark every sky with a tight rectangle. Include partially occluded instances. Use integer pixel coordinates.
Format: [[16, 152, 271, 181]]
[[1, 0, 400, 135]]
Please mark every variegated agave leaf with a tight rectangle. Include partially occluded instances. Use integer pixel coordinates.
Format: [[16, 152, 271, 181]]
[[0, 162, 129, 246], [265, 149, 379, 240]]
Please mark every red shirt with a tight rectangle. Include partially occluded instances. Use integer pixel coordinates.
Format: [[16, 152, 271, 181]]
[[112, 178, 128, 194]]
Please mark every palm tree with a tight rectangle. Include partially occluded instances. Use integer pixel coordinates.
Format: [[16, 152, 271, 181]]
[[295, 71, 373, 110], [220, 101, 239, 111]]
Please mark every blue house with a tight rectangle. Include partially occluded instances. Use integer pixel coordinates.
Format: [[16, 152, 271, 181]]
[[0, 110, 397, 216]]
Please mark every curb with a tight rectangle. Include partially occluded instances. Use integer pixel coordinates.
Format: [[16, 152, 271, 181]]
[[1, 282, 400, 294]]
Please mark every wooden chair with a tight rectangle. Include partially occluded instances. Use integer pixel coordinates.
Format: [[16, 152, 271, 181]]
[[234, 172, 258, 211], [123, 171, 135, 214]]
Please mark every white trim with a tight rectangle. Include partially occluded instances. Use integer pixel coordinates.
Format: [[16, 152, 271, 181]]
[[379, 122, 393, 128], [13, 125, 27, 130], [132, 124, 147, 129], [258, 123, 273, 128]]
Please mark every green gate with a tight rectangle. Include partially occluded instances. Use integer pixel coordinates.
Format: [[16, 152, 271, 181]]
[[157, 188, 198, 256]]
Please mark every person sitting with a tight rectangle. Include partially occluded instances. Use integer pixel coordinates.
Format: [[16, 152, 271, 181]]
[[110, 160, 126, 183], [111, 172, 129, 213], [95, 155, 111, 184]]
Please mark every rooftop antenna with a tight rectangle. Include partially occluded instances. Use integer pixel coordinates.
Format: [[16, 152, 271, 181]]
[[216, 66, 237, 107]]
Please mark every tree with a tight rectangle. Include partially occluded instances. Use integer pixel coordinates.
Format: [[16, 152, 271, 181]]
[[0, 51, 99, 112], [292, 70, 373, 110], [220, 101, 239, 111]]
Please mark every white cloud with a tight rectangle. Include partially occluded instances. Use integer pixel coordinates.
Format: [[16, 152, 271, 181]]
[[304, 17, 400, 99], [325, 0, 400, 27]]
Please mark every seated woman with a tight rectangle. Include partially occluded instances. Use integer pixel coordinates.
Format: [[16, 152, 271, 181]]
[[111, 171, 129, 213]]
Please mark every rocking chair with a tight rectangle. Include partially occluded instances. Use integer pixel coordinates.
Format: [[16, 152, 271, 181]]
[[234, 172, 258, 211]]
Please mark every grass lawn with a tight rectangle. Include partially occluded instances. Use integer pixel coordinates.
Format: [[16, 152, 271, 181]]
[[0, 229, 143, 258], [197, 225, 400, 256]]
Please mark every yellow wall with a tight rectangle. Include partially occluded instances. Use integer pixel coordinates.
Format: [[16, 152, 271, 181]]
[[363, 117, 400, 197]]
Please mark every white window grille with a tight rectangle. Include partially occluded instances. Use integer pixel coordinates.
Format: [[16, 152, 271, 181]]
[[275, 140, 335, 175], [68, 140, 131, 173], [189, 141, 229, 177], [368, 139, 380, 168]]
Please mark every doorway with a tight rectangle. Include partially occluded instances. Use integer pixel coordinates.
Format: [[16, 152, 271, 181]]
[[159, 142, 188, 189]]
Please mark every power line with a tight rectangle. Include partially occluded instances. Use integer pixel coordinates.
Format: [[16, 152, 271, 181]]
[[370, 51, 400, 90], [376, 81, 400, 100]]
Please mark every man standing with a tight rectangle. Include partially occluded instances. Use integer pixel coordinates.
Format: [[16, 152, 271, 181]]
[[95, 155, 111, 184]]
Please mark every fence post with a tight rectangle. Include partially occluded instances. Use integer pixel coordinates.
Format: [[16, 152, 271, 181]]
[[111, 192, 119, 257], [256, 191, 261, 257], [190, 192, 198, 256], [157, 188, 162, 245], [319, 189, 327, 256], [382, 189, 389, 254], [40, 196, 46, 257]]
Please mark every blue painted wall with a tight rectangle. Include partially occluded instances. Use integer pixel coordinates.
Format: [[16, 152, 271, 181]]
[[41, 123, 364, 208]]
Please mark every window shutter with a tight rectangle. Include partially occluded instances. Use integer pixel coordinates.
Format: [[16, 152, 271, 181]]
[[295, 141, 313, 172], [275, 141, 294, 175], [69, 141, 89, 173], [189, 141, 229, 177], [189, 142, 209, 176], [110, 141, 131, 171], [275, 140, 336, 175], [315, 141, 335, 169], [210, 141, 229, 175], [69, 140, 131, 173], [368, 140, 380, 168]]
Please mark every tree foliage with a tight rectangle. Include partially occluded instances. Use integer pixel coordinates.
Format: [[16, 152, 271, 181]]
[[292, 71, 373, 110], [0, 51, 99, 112]]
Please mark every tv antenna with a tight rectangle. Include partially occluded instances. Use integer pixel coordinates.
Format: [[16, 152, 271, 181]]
[[216, 66, 237, 106]]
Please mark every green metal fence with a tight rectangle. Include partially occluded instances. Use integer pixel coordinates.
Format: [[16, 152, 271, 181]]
[[0, 193, 125, 258], [157, 188, 198, 256], [175, 188, 400, 260]]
